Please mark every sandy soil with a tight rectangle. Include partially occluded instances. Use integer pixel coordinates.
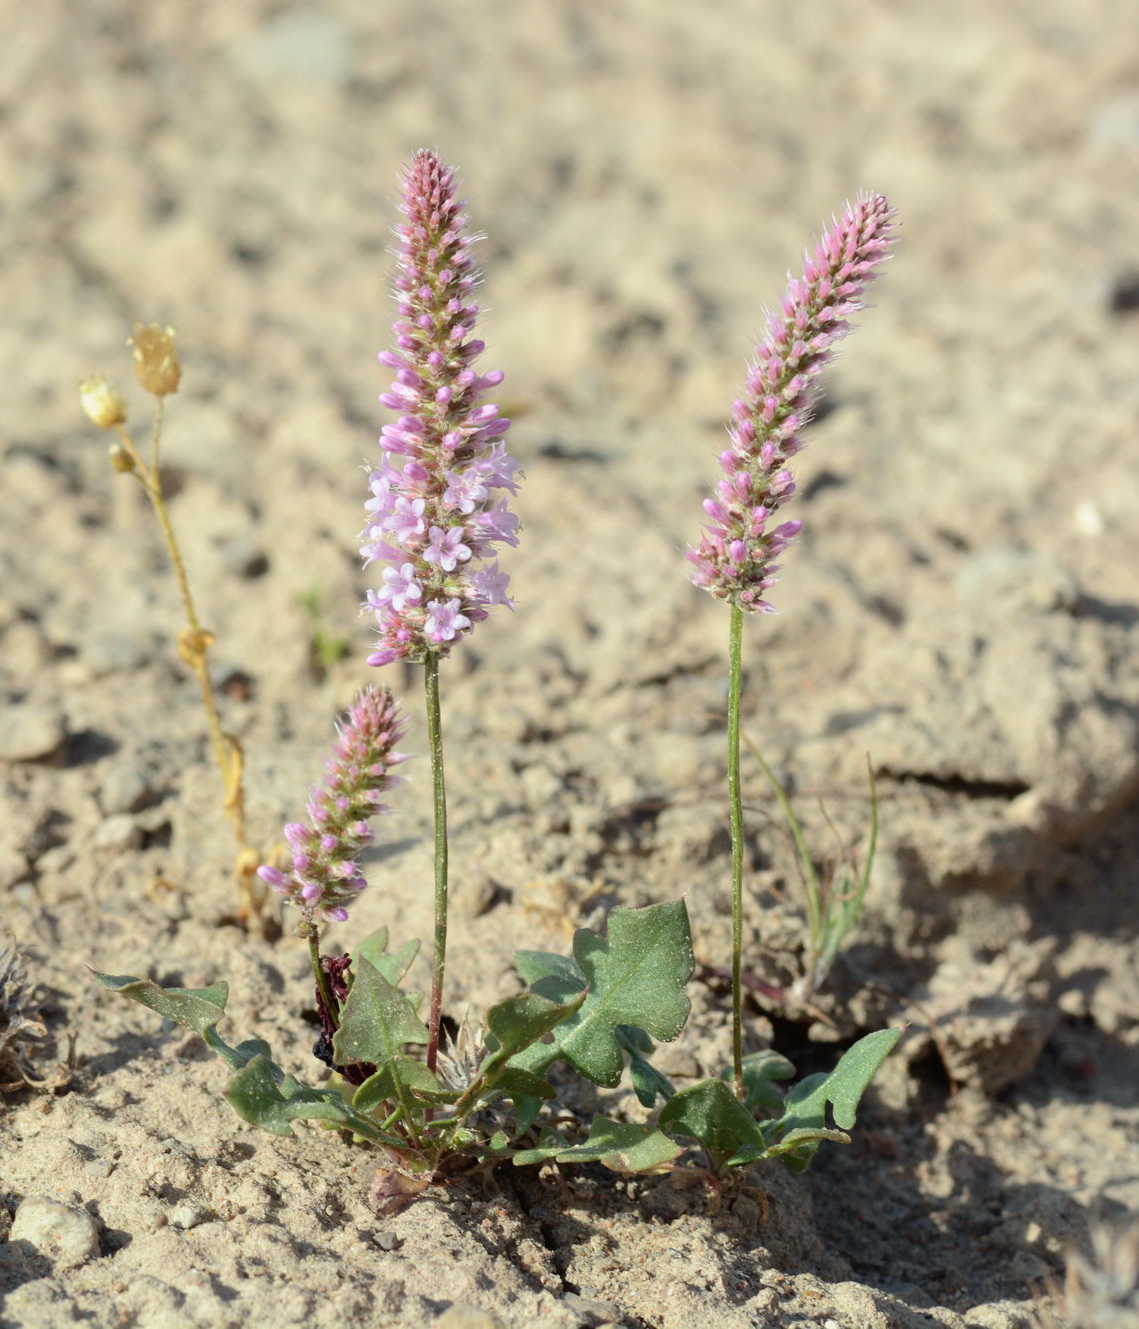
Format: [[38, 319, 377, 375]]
[[3, 1, 1139, 1325]]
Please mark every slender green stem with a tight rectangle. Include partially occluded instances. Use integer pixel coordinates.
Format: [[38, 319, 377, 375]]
[[424, 651, 449, 1073], [308, 924, 337, 1032], [727, 603, 746, 1100]]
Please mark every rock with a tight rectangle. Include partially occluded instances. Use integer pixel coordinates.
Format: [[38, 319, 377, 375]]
[[169, 1204, 207, 1230], [0, 819, 27, 889], [83, 632, 151, 676], [962, 1301, 1039, 1329], [218, 536, 270, 579], [92, 814, 143, 852], [1088, 92, 1139, 149], [10, 1196, 100, 1269], [235, 8, 353, 86], [1109, 270, 1139, 316], [954, 547, 1079, 614], [561, 1291, 623, 1323], [0, 703, 66, 762], [97, 758, 157, 815], [912, 937, 1058, 1094], [433, 1307, 505, 1329]]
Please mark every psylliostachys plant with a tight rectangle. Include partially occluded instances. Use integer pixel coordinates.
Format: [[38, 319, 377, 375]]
[[689, 194, 896, 1099], [94, 151, 695, 1201], [94, 158, 904, 1208], [361, 149, 521, 1073]]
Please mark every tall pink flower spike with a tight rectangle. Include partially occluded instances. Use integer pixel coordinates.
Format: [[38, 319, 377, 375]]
[[362, 149, 520, 666], [689, 194, 895, 610]]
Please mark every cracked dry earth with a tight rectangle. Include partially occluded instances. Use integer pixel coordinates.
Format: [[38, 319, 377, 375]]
[[3, 0, 1139, 1326]]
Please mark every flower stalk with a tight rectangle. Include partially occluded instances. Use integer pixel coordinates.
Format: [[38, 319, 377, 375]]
[[727, 603, 746, 1099], [362, 150, 520, 1072], [424, 651, 449, 1071], [690, 195, 895, 1096]]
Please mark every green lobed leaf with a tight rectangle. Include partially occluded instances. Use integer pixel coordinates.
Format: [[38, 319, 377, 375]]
[[765, 1126, 852, 1172], [356, 925, 388, 959], [93, 971, 260, 1072], [738, 1049, 797, 1115], [478, 1067, 555, 1105], [778, 1027, 902, 1133], [333, 958, 429, 1068], [353, 1056, 443, 1114], [203, 1030, 272, 1071], [514, 950, 585, 989], [513, 1114, 682, 1173], [512, 901, 694, 1089], [225, 1055, 394, 1140], [333, 959, 432, 1132], [510, 1124, 565, 1166], [93, 971, 229, 1038], [616, 1027, 675, 1107], [512, 1094, 544, 1135], [628, 1055, 675, 1108], [484, 991, 586, 1067], [760, 1027, 902, 1171], [353, 928, 420, 988], [658, 1077, 766, 1165]]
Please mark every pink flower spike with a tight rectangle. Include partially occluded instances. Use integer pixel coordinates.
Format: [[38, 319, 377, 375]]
[[688, 193, 895, 610], [361, 149, 522, 666], [256, 685, 407, 927]]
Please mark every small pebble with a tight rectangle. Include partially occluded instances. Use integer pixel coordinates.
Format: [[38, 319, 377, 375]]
[[1088, 92, 1139, 149], [0, 703, 66, 762], [1073, 500, 1105, 537], [218, 537, 270, 579], [237, 9, 352, 86], [98, 759, 156, 815], [375, 1230, 401, 1251], [83, 1159, 115, 1179], [33, 845, 73, 876], [460, 876, 499, 917], [433, 1306, 504, 1329], [169, 1204, 206, 1230], [561, 1291, 623, 1323], [83, 633, 151, 676], [10, 1196, 100, 1270], [92, 814, 143, 852], [0, 839, 27, 890], [954, 548, 1079, 613], [1109, 269, 1139, 315]]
